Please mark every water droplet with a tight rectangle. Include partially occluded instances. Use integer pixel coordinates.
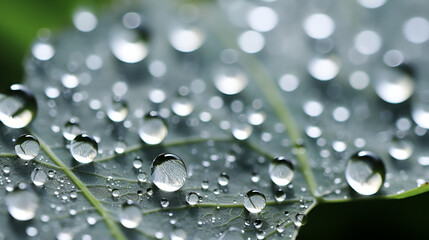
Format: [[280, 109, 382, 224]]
[[172, 98, 194, 117], [232, 122, 253, 140], [139, 112, 168, 145], [137, 173, 148, 183], [112, 189, 120, 198], [269, 156, 294, 186], [48, 170, 55, 178], [201, 180, 209, 190], [119, 203, 142, 229], [247, 6, 278, 32], [307, 58, 340, 81], [110, 27, 148, 63], [256, 230, 266, 239], [73, 10, 97, 32], [213, 65, 248, 95], [32, 42, 55, 61], [31, 168, 47, 187], [244, 190, 266, 213], [6, 188, 39, 221], [169, 26, 205, 53], [374, 69, 414, 104], [62, 119, 81, 141], [133, 158, 142, 169], [26, 226, 38, 237], [303, 13, 335, 39], [274, 189, 286, 202], [254, 219, 263, 229], [0, 84, 37, 129], [345, 151, 386, 195], [15, 134, 39, 160], [170, 229, 187, 240], [247, 110, 266, 126], [114, 141, 126, 154], [389, 139, 413, 160], [151, 153, 187, 192], [403, 17, 429, 44], [294, 213, 307, 227], [354, 30, 382, 55], [107, 99, 128, 122], [186, 192, 199, 206], [238, 30, 265, 53], [70, 134, 98, 164], [160, 198, 169, 208], [357, 0, 386, 8], [218, 172, 229, 186]]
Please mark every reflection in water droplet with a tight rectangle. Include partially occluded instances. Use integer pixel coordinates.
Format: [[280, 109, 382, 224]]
[[345, 151, 385, 195], [15, 134, 40, 160], [170, 229, 187, 240], [160, 198, 169, 208], [119, 203, 142, 229], [151, 153, 187, 192], [6, 188, 39, 221], [172, 98, 194, 117], [110, 27, 148, 63], [32, 42, 55, 61], [274, 189, 286, 202], [63, 119, 81, 141], [294, 213, 307, 227], [70, 134, 98, 164], [186, 192, 199, 206], [232, 122, 253, 140], [0, 84, 37, 129], [244, 190, 266, 213], [107, 99, 128, 122], [213, 65, 248, 95], [374, 69, 414, 104], [247, 110, 266, 126], [31, 168, 48, 187], [389, 139, 413, 160], [307, 58, 339, 81], [112, 189, 120, 198], [303, 13, 335, 39], [269, 156, 294, 186], [169, 27, 205, 53], [139, 112, 168, 145], [218, 172, 229, 186]]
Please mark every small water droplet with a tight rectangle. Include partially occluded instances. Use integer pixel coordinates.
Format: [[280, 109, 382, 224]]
[[114, 141, 126, 154], [186, 192, 199, 206], [374, 69, 414, 104], [70, 134, 98, 164], [232, 122, 253, 140], [26, 226, 38, 237], [274, 189, 286, 202], [119, 203, 142, 229], [213, 65, 248, 95], [137, 173, 148, 183], [133, 158, 142, 169], [0, 84, 37, 129], [107, 98, 128, 122], [48, 170, 56, 178], [269, 156, 294, 186], [170, 229, 187, 240], [201, 180, 209, 190], [151, 153, 187, 192], [112, 189, 120, 198], [218, 172, 229, 186], [139, 112, 168, 145], [110, 27, 148, 63], [62, 119, 81, 141], [389, 139, 414, 160], [160, 198, 170, 208], [15, 134, 39, 160], [256, 230, 266, 240], [244, 190, 266, 213], [294, 213, 307, 227], [345, 151, 386, 195], [6, 188, 39, 221], [31, 168, 47, 187], [254, 219, 263, 229], [172, 98, 194, 117], [169, 26, 205, 53]]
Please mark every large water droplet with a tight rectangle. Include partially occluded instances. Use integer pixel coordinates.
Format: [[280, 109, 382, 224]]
[[345, 151, 386, 195], [119, 203, 142, 229], [63, 119, 81, 141], [186, 192, 199, 206], [374, 69, 414, 104], [110, 27, 148, 63], [6, 188, 39, 221], [269, 156, 294, 186], [138, 112, 168, 145], [70, 134, 98, 163], [213, 65, 248, 95], [0, 84, 37, 129], [294, 213, 308, 227], [107, 98, 128, 122], [243, 190, 266, 213], [31, 168, 48, 187], [15, 134, 40, 160], [151, 153, 187, 192]]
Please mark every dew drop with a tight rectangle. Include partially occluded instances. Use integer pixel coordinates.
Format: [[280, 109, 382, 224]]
[[160, 198, 169, 208], [169, 26, 205, 53], [114, 141, 126, 154], [170, 229, 187, 240], [247, 110, 266, 126], [269, 156, 294, 186], [112, 189, 120, 198], [294, 213, 307, 227], [247, 6, 278, 32], [62, 119, 81, 141], [303, 13, 335, 39], [243, 190, 266, 213], [217, 172, 229, 186], [388, 139, 413, 160], [31, 168, 48, 187], [0, 84, 37, 129], [107, 99, 128, 122], [6, 188, 39, 221], [119, 203, 142, 229], [186, 192, 199, 206], [32, 42, 55, 61], [411, 101, 429, 129], [345, 151, 386, 195], [307, 58, 339, 81], [274, 189, 286, 202], [70, 134, 98, 164], [151, 153, 187, 192], [137, 173, 148, 183], [232, 122, 253, 140], [15, 134, 40, 161], [110, 27, 148, 63], [374, 69, 414, 104], [172, 98, 194, 117], [201, 180, 209, 190], [213, 65, 248, 95], [138, 112, 168, 145]]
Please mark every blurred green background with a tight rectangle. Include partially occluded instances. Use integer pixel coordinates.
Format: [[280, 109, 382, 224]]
[[1, 1, 428, 239]]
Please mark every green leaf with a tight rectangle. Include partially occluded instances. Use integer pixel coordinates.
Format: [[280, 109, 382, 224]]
[[1, 1, 429, 239]]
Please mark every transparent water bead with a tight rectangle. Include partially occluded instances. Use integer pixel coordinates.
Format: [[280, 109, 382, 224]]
[[32, 42, 55, 61], [70, 134, 98, 163], [15, 134, 40, 160], [119, 203, 142, 229], [169, 26, 205, 53], [151, 153, 187, 192], [345, 151, 386, 195], [62, 119, 81, 141], [374, 69, 414, 104], [107, 98, 128, 122], [232, 122, 253, 140], [269, 156, 294, 186], [218, 172, 229, 186], [172, 98, 194, 117], [411, 101, 429, 129], [31, 168, 48, 187], [213, 65, 248, 95], [307, 57, 339, 81], [170, 229, 187, 240], [110, 27, 148, 63], [0, 84, 37, 129], [294, 213, 308, 227], [138, 112, 168, 145], [388, 139, 413, 160], [186, 192, 199, 206], [244, 190, 266, 213], [6, 188, 39, 221]]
